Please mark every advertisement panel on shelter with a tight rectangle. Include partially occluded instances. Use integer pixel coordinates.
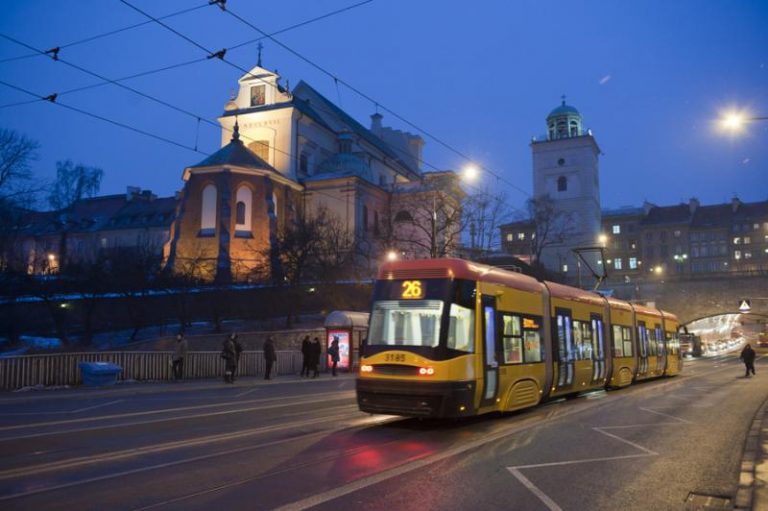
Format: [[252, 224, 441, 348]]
[[327, 330, 350, 369]]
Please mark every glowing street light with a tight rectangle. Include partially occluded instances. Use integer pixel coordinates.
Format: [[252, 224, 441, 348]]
[[718, 108, 768, 134], [462, 164, 479, 183], [386, 250, 398, 262], [597, 234, 608, 246]]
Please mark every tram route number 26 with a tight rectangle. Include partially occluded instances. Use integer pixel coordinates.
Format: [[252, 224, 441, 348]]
[[401, 280, 424, 299]]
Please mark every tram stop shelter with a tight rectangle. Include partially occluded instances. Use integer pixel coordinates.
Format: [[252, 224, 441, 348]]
[[324, 311, 370, 372]]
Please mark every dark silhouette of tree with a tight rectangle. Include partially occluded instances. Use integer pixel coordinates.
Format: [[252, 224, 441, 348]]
[[48, 160, 103, 210], [527, 194, 575, 267], [464, 187, 516, 254]]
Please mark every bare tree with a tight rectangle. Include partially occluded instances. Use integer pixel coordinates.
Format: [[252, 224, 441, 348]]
[[464, 187, 517, 254], [527, 194, 575, 267], [48, 160, 103, 210]]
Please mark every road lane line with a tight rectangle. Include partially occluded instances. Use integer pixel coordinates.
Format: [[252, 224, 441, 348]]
[[0, 406, 358, 480], [234, 387, 259, 398], [639, 406, 692, 423], [593, 427, 658, 455], [69, 399, 124, 414], [507, 468, 564, 511], [0, 393, 355, 439]]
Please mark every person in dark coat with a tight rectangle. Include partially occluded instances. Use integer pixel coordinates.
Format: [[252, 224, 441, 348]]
[[263, 336, 277, 380], [310, 337, 321, 378], [740, 343, 756, 377], [328, 337, 340, 377], [221, 334, 238, 384], [300, 335, 311, 377], [172, 333, 188, 380]]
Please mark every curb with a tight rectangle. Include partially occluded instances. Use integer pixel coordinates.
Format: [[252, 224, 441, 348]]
[[736, 397, 768, 510]]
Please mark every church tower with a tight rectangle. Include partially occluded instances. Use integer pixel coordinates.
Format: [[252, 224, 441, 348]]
[[531, 98, 601, 282]]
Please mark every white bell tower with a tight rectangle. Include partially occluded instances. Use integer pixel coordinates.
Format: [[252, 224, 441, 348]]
[[531, 97, 601, 283]]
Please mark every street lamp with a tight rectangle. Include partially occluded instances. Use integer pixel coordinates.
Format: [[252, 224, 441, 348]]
[[718, 108, 768, 134], [462, 164, 480, 183]]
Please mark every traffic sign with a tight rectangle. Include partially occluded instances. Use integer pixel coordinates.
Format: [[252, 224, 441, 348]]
[[739, 299, 752, 313]]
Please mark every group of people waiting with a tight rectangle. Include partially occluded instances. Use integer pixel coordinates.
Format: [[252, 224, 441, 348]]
[[170, 332, 342, 383]]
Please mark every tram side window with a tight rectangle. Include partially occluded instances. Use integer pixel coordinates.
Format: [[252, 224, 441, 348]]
[[647, 326, 658, 356], [622, 326, 633, 357], [655, 326, 664, 354], [447, 303, 475, 353], [612, 325, 625, 357], [666, 332, 679, 355], [572, 320, 593, 360], [637, 322, 647, 356], [501, 314, 543, 364]]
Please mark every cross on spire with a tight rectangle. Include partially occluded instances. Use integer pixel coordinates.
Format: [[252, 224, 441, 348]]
[[561, 94, 567, 106], [257, 42, 263, 67]]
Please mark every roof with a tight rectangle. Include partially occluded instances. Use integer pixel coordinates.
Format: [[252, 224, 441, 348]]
[[547, 100, 581, 119], [291, 81, 421, 179], [188, 129, 279, 173], [641, 204, 691, 226]]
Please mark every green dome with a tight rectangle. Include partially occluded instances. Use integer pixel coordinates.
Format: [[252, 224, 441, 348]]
[[547, 101, 580, 120]]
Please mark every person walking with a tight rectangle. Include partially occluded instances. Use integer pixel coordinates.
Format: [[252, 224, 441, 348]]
[[740, 343, 756, 377], [221, 334, 238, 384], [329, 336, 340, 377], [310, 336, 321, 378], [300, 335, 311, 377], [263, 336, 277, 380], [172, 333, 188, 380], [231, 333, 243, 381]]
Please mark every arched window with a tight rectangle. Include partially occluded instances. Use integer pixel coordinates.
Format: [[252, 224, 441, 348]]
[[395, 210, 413, 223], [271, 192, 278, 220], [557, 176, 568, 192], [235, 186, 252, 234], [200, 184, 217, 235]]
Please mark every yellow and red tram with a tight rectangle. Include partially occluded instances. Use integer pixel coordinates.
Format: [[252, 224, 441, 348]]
[[356, 258, 681, 418]]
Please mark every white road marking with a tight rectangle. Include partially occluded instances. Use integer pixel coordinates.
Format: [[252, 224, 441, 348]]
[[507, 468, 564, 511], [0, 407, 359, 481], [639, 406, 692, 423], [593, 427, 657, 455], [69, 399, 124, 414], [234, 387, 259, 398]]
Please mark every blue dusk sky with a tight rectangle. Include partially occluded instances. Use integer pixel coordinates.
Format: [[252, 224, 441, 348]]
[[1, 0, 766, 212]]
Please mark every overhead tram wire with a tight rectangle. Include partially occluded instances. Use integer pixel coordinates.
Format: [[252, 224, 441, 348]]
[[0, 2, 210, 64], [220, 5, 531, 200], [0, 79, 205, 155]]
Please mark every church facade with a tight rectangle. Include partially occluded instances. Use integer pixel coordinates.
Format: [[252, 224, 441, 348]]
[[163, 61, 462, 282]]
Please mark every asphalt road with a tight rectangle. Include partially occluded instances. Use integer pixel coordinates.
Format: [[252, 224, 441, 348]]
[[0, 352, 764, 511]]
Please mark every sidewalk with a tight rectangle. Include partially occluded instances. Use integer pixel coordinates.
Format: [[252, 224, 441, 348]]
[[0, 372, 357, 403], [738, 398, 768, 510]]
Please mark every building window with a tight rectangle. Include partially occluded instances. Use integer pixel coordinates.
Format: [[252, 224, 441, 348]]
[[645, 232, 653, 242], [673, 230, 681, 238], [629, 240, 637, 250], [629, 257, 638, 269], [249, 140, 270, 162], [557, 176, 567, 192], [744, 251, 752, 259], [562, 264, 568, 273], [734, 250, 742, 260], [395, 210, 413, 223], [517, 232, 526, 241], [374, 211, 380, 237], [200, 184, 217, 236], [272, 192, 278, 220], [614, 258, 623, 270], [506, 233, 514, 242], [235, 186, 252, 234], [645, 246, 655, 258], [250, 85, 266, 106], [612, 224, 621, 234], [299, 154, 308, 176], [733, 237, 741, 245], [744, 236, 751, 244]]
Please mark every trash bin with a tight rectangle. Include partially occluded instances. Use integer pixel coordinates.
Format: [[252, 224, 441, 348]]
[[78, 362, 122, 386]]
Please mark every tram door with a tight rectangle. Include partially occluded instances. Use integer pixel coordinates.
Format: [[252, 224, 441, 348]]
[[555, 309, 574, 389], [637, 322, 649, 375], [480, 296, 499, 407], [655, 324, 666, 373], [591, 314, 606, 382]]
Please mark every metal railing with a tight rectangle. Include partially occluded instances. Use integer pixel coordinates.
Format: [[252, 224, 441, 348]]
[[0, 351, 303, 390]]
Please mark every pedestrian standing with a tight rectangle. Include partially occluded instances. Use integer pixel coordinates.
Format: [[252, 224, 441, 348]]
[[310, 337, 321, 378], [232, 333, 243, 381], [172, 333, 188, 380], [221, 334, 237, 384], [740, 343, 756, 377], [264, 336, 277, 380], [328, 337, 340, 376], [300, 335, 311, 377]]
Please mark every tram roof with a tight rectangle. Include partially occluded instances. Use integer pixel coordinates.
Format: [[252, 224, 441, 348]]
[[631, 303, 663, 318], [378, 258, 545, 294], [543, 281, 606, 307]]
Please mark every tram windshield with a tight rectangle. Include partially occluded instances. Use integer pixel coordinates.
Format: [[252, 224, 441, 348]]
[[365, 278, 476, 358]]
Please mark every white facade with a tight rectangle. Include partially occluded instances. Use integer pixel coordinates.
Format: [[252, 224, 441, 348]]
[[531, 101, 602, 280]]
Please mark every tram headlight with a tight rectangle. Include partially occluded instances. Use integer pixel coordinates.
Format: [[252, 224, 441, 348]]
[[360, 364, 373, 373], [418, 367, 435, 376]]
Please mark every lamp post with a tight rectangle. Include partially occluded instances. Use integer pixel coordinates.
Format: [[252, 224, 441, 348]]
[[718, 109, 768, 134], [673, 253, 688, 274]]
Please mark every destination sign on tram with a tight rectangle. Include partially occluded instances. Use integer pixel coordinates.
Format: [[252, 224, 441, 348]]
[[400, 280, 425, 299]]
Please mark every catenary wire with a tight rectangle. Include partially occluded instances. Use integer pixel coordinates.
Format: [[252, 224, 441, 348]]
[[0, 2, 209, 64]]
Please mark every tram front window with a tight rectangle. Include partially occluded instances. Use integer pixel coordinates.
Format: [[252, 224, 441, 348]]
[[368, 300, 443, 347]]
